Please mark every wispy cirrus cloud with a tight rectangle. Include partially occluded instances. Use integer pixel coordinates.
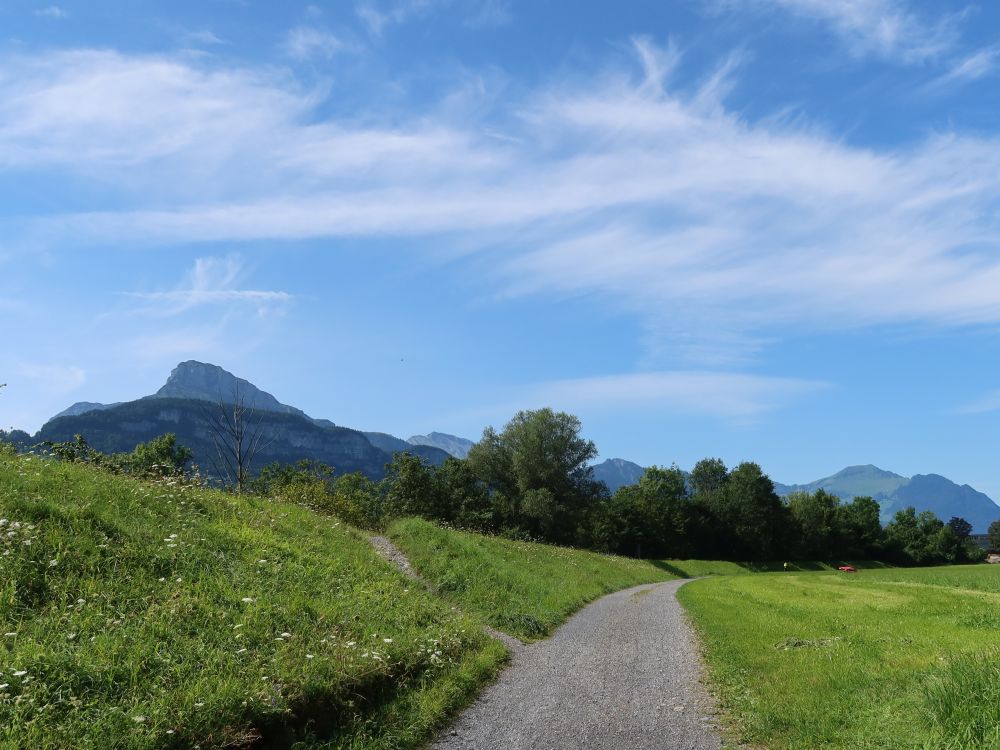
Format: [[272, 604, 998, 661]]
[[6, 39, 1000, 366], [954, 390, 1000, 415], [124, 257, 292, 317], [527, 371, 829, 422], [281, 26, 348, 60], [356, 0, 510, 35], [34, 5, 69, 20], [925, 45, 1000, 90], [715, 0, 961, 63]]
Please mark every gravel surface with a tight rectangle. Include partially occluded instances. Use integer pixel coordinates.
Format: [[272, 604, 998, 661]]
[[432, 581, 723, 750]]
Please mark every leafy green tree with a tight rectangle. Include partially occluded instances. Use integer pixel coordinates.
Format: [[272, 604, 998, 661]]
[[989, 519, 1000, 550], [947, 516, 973, 540], [466, 408, 602, 543], [788, 489, 841, 558], [606, 465, 692, 558], [838, 496, 884, 557], [126, 433, 193, 477], [705, 462, 789, 560], [382, 452, 443, 520], [434, 457, 495, 530], [330, 471, 384, 529], [689, 458, 728, 499]]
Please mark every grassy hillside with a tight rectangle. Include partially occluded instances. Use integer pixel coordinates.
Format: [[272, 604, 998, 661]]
[[0, 450, 506, 749], [387, 518, 676, 640], [679, 565, 1000, 749]]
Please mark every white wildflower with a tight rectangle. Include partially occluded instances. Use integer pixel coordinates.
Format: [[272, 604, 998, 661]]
[[241, 597, 254, 603]]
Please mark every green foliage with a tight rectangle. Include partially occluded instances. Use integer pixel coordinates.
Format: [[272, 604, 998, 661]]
[[387, 517, 673, 640], [602, 465, 694, 558], [466, 408, 602, 543], [125, 433, 193, 477], [989, 519, 1000, 550], [0, 451, 505, 749], [680, 564, 1000, 749], [885, 507, 971, 564]]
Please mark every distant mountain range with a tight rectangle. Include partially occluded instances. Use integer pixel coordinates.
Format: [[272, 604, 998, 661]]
[[408, 432, 475, 459], [590, 459, 1000, 534], [591, 458, 647, 493], [774, 465, 1000, 533], [34, 361, 475, 480]]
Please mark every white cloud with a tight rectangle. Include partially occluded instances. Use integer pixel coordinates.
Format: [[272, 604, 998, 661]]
[[282, 27, 346, 60], [526, 371, 829, 422], [356, 0, 509, 35], [926, 45, 1000, 90], [124, 256, 292, 317], [955, 390, 1000, 415], [34, 6, 68, 20], [184, 29, 227, 46], [717, 0, 959, 63], [6, 41, 1000, 363]]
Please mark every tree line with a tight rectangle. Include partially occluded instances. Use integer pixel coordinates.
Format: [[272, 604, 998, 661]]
[[13, 406, 987, 565]]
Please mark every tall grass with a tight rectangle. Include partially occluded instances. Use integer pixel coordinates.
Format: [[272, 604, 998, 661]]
[[387, 517, 675, 640], [0, 451, 506, 749], [924, 648, 1000, 750], [680, 565, 1000, 749]]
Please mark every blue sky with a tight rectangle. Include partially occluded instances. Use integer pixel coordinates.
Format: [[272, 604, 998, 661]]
[[4, 0, 1000, 495]]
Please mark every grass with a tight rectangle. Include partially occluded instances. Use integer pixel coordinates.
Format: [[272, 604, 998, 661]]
[[679, 564, 1000, 749], [387, 517, 676, 640], [0, 451, 507, 749]]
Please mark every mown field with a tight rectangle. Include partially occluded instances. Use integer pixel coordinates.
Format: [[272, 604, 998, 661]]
[[0, 450, 508, 750], [680, 564, 1000, 750], [388, 517, 676, 640]]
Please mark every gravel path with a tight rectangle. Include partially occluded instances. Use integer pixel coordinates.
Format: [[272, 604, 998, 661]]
[[432, 580, 723, 750]]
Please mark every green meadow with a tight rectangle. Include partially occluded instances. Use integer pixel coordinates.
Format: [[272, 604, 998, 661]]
[[680, 564, 1000, 750], [387, 517, 675, 640], [0, 451, 507, 750]]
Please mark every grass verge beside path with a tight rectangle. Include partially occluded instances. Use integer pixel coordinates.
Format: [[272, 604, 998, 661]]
[[387, 518, 675, 640], [679, 565, 1000, 750], [0, 452, 506, 750]]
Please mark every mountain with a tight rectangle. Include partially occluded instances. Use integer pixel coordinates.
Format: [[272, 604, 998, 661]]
[[407, 432, 475, 459], [363, 432, 451, 466], [36, 397, 388, 478], [888, 475, 1000, 534], [592, 458, 647, 494], [775, 465, 1000, 533], [38, 361, 445, 480], [773, 465, 908, 501], [149, 361, 312, 419], [51, 401, 122, 420]]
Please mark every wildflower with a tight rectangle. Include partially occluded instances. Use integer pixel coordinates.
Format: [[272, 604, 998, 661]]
[[133, 715, 147, 723], [383, 638, 393, 643], [48, 559, 58, 567], [305, 654, 314, 659], [159, 578, 166, 582], [194, 702, 204, 708], [241, 597, 254, 603], [175, 578, 182, 583]]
